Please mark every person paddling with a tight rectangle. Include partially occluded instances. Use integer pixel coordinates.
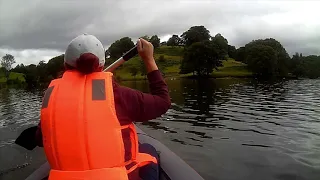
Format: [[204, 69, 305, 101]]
[[35, 34, 171, 180]]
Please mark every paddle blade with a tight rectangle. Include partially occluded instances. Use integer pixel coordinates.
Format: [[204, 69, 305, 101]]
[[15, 126, 38, 150]]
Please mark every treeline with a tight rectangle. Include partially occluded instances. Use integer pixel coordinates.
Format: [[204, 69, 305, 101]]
[[1, 25, 320, 88], [106, 26, 231, 77], [235, 39, 320, 79], [290, 54, 320, 78], [5, 55, 65, 87], [105, 26, 320, 78]]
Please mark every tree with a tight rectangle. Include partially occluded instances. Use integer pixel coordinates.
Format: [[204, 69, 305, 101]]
[[37, 60, 49, 84], [245, 38, 290, 76], [104, 57, 114, 67], [246, 45, 278, 77], [160, 41, 167, 46], [235, 47, 246, 62], [140, 35, 150, 41], [228, 45, 237, 59], [291, 54, 320, 79], [180, 41, 222, 76], [167, 35, 181, 46], [12, 63, 26, 74], [157, 55, 167, 75], [0, 67, 5, 75], [105, 49, 110, 59], [139, 60, 147, 76], [180, 26, 211, 47], [150, 35, 160, 48], [307, 56, 320, 78], [1, 54, 16, 81], [290, 52, 306, 77], [46, 54, 64, 79], [211, 33, 229, 59], [108, 37, 135, 59], [128, 65, 139, 78], [24, 64, 38, 87]]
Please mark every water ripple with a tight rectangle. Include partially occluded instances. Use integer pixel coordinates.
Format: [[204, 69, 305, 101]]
[[140, 79, 320, 180], [2, 79, 320, 180]]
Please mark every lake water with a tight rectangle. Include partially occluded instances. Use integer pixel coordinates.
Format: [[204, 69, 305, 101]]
[[1, 78, 320, 180]]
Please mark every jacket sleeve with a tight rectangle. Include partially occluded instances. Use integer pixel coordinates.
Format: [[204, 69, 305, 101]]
[[113, 70, 171, 122]]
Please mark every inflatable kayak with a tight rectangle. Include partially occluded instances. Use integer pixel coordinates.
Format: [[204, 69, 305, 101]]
[[25, 125, 204, 180]]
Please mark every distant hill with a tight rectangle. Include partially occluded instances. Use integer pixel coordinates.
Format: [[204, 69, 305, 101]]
[[112, 45, 184, 81], [112, 45, 252, 81], [0, 45, 253, 87]]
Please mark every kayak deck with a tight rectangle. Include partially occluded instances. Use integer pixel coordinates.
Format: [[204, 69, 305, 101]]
[[25, 125, 204, 180]]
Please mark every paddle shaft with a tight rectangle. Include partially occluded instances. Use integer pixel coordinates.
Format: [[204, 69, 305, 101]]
[[103, 44, 139, 72]]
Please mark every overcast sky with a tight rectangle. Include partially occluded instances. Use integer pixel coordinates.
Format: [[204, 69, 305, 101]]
[[0, 0, 319, 66]]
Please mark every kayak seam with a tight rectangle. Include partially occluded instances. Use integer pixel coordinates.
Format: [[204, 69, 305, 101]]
[[136, 133, 157, 140]]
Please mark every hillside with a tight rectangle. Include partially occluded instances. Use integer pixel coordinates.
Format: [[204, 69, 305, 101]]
[[0, 71, 25, 83], [212, 59, 252, 78], [112, 45, 252, 80], [0, 46, 252, 86], [112, 46, 184, 81]]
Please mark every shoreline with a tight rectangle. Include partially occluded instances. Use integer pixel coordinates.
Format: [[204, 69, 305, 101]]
[[115, 73, 301, 82]]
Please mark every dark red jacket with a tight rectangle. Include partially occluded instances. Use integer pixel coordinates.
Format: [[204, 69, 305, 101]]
[[35, 70, 171, 179]]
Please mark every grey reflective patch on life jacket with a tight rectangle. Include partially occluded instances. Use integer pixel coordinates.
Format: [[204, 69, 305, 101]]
[[92, 79, 106, 100], [42, 86, 54, 109]]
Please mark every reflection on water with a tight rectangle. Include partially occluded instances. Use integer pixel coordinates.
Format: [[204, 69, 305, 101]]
[[0, 88, 46, 180], [124, 78, 320, 180], [1, 78, 320, 180]]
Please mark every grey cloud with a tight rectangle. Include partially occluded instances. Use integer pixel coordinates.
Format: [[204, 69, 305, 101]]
[[0, 48, 62, 65], [0, 0, 319, 64], [231, 16, 320, 55], [0, 1, 119, 50], [0, 0, 287, 49]]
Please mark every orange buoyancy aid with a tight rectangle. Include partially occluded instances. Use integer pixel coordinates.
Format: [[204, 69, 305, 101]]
[[40, 70, 157, 180]]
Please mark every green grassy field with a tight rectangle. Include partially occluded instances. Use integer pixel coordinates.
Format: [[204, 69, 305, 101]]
[[112, 46, 184, 81], [212, 59, 253, 78], [113, 46, 252, 80], [0, 71, 26, 83], [0, 46, 252, 84]]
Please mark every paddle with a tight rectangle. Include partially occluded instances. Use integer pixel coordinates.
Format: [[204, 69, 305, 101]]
[[15, 126, 39, 150], [104, 44, 138, 72], [15, 43, 139, 150]]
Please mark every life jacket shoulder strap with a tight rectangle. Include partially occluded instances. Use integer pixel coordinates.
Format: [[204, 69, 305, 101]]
[[124, 124, 158, 173]]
